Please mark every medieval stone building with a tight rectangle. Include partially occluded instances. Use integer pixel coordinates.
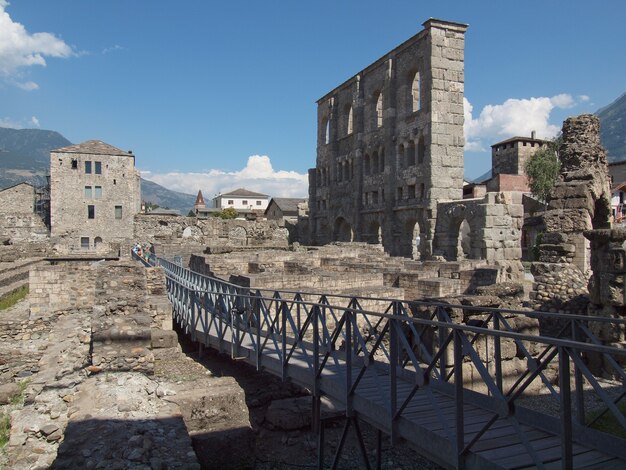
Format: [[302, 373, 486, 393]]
[[50, 140, 141, 253], [308, 19, 468, 259]]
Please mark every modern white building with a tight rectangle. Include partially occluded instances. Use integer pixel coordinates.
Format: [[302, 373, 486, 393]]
[[212, 188, 270, 212]]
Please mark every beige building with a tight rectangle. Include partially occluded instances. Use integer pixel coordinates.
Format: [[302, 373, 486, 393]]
[[50, 140, 141, 253]]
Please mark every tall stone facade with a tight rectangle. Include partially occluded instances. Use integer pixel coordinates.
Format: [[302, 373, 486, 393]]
[[50, 140, 141, 254], [309, 19, 467, 259]]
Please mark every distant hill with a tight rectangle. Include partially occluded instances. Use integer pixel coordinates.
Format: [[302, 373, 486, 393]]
[[140, 178, 196, 214], [598, 92, 626, 162], [0, 127, 196, 214]]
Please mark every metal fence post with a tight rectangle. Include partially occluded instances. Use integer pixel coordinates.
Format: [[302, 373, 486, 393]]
[[559, 346, 573, 469], [346, 309, 353, 417], [390, 303, 399, 444], [493, 314, 503, 393], [454, 329, 465, 469]]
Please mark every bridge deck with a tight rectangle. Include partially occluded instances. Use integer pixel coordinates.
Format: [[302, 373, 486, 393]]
[[191, 318, 623, 470]]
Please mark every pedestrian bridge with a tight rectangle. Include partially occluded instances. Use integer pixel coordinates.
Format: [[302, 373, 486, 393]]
[[143, 253, 626, 469]]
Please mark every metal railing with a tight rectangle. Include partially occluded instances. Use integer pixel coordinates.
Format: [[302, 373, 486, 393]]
[[147, 254, 626, 468]]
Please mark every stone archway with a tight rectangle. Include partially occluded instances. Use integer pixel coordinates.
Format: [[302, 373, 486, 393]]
[[457, 219, 471, 259], [333, 217, 354, 242], [365, 220, 382, 245], [411, 221, 422, 260]]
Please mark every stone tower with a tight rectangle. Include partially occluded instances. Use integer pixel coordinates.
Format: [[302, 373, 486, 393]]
[[308, 19, 468, 259], [50, 140, 141, 254]]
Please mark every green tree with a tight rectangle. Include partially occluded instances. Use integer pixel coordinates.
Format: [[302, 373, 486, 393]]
[[212, 207, 238, 219], [524, 136, 562, 203]]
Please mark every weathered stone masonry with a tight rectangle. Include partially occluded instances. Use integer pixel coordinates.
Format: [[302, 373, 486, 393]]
[[309, 19, 467, 259]]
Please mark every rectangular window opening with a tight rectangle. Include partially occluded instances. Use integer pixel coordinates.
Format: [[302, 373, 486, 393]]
[[85, 161, 92, 174], [95, 161, 102, 174], [88, 205, 95, 219], [84, 186, 92, 198], [71, 159, 78, 169], [95, 186, 102, 199], [115, 205, 122, 219], [80, 237, 89, 250]]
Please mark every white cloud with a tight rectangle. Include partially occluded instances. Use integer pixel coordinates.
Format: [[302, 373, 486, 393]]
[[0, 1, 75, 89], [0, 114, 40, 128], [102, 44, 124, 55], [464, 93, 587, 151], [141, 155, 309, 199], [579, 95, 590, 102], [0, 116, 21, 128]]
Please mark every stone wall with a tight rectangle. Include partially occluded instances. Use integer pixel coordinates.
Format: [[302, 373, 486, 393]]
[[0, 183, 51, 261], [0, 183, 35, 214], [29, 263, 98, 316], [91, 264, 154, 374]]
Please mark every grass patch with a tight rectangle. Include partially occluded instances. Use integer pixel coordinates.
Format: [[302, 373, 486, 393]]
[[0, 413, 9, 448], [588, 401, 626, 439], [9, 380, 29, 406], [0, 285, 28, 311]]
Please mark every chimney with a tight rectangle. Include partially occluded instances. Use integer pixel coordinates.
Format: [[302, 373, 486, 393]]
[[531, 131, 536, 140]]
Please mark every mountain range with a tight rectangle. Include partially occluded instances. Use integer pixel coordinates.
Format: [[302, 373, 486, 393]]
[[0, 128, 196, 214], [598, 92, 626, 162]]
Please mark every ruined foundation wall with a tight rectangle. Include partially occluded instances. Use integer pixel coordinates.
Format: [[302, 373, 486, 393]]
[[29, 261, 172, 374], [134, 215, 289, 260]]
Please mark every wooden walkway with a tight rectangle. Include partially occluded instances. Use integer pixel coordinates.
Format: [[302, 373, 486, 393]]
[[149, 254, 626, 470]]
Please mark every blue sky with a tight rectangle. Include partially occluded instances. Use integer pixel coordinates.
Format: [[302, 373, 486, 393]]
[[1, 0, 625, 197]]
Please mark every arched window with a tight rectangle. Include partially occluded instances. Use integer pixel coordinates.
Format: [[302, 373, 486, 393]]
[[94, 236, 103, 248], [417, 136, 425, 164], [411, 72, 421, 112], [374, 91, 383, 128], [407, 141, 416, 166], [322, 117, 330, 144], [346, 104, 353, 135]]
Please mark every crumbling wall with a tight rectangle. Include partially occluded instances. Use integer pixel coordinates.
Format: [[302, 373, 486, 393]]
[[134, 214, 289, 261], [537, 114, 612, 275], [531, 114, 612, 314]]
